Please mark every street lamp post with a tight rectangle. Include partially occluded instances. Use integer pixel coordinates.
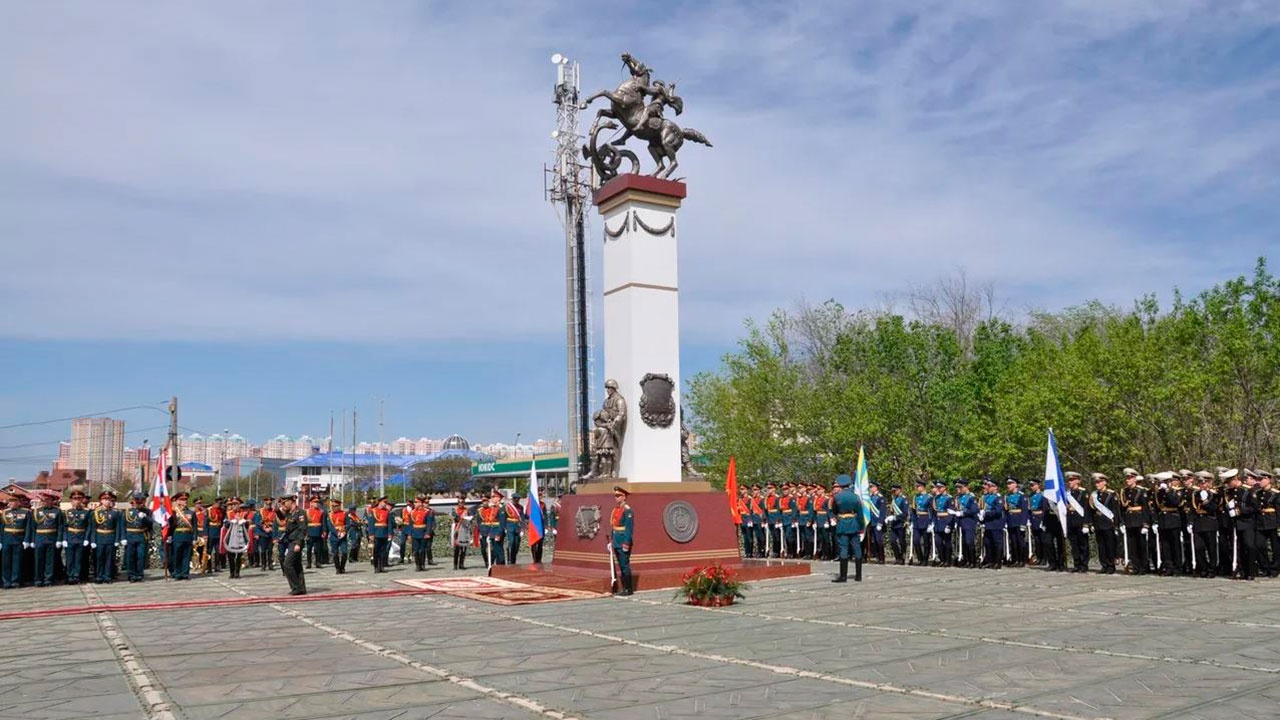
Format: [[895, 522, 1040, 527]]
[[514, 433, 522, 458]]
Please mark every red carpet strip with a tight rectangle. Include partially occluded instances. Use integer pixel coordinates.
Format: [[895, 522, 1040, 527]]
[[0, 587, 436, 621]]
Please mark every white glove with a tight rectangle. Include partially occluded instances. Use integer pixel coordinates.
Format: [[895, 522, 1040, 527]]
[[876, 524, 883, 532], [1230, 509, 1239, 517], [1140, 527, 1148, 536], [606, 542, 613, 550], [118, 540, 126, 547], [944, 526, 951, 534], [82, 540, 89, 547], [1200, 490, 1208, 501], [1160, 483, 1168, 490], [1082, 526, 1089, 534], [23, 543, 32, 549], [90, 542, 97, 549], [57, 541, 65, 548], [978, 511, 985, 522], [1186, 524, 1194, 534], [1228, 500, 1237, 509]]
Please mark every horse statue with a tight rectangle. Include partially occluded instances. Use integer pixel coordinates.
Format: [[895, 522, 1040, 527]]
[[579, 53, 711, 180]]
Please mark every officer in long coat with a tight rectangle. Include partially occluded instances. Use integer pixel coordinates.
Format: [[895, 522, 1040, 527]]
[[830, 474, 865, 583]]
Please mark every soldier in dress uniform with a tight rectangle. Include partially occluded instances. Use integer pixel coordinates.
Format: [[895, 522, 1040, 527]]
[[368, 496, 392, 573], [764, 483, 782, 558], [1188, 471, 1219, 577], [243, 499, 263, 568], [1257, 471, 1278, 577], [1119, 469, 1151, 574], [779, 483, 798, 558], [323, 497, 350, 574], [409, 496, 436, 571], [1028, 479, 1050, 567], [1217, 469, 1238, 576], [1, 494, 34, 589], [1152, 470, 1184, 575], [830, 474, 865, 582], [257, 497, 277, 570], [1004, 479, 1029, 567], [886, 484, 909, 565], [64, 490, 90, 584], [344, 503, 362, 565], [303, 496, 326, 569], [1177, 471, 1196, 574], [32, 491, 65, 587], [88, 491, 125, 584], [166, 492, 197, 580], [396, 498, 414, 566], [278, 494, 307, 595], [866, 483, 887, 564], [931, 480, 954, 566], [734, 487, 753, 559], [799, 484, 818, 559], [504, 492, 523, 564], [207, 497, 227, 572], [451, 496, 474, 570], [1063, 472, 1092, 573], [610, 486, 635, 595], [1225, 469, 1260, 580], [979, 478, 1005, 569], [121, 492, 153, 582], [910, 479, 931, 565], [478, 491, 503, 567], [954, 481, 980, 568], [1089, 473, 1121, 574], [814, 485, 834, 560]]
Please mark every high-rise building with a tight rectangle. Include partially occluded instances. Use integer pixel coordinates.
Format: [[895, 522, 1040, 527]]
[[53, 441, 71, 471], [70, 417, 126, 485]]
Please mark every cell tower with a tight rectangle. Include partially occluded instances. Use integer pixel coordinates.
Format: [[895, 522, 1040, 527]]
[[545, 53, 593, 486]]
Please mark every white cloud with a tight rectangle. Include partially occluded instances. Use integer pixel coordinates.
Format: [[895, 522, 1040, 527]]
[[1, 2, 1277, 344]]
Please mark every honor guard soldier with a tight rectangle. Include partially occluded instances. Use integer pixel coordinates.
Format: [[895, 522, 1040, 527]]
[[64, 490, 90, 584], [1004, 479, 1029, 567], [368, 497, 392, 573], [207, 497, 227, 571], [979, 478, 1005, 569], [1027, 479, 1048, 567], [1089, 474, 1120, 574], [503, 492, 523, 564], [396, 500, 414, 566], [476, 493, 500, 568], [278, 495, 307, 595], [610, 486, 634, 595], [1257, 471, 1278, 577], [1119, 469, 1151, 574], [324, 498, 350, 574], [409, 496, 436, 570], [866, 483, 887, 564], [1063, 472, 1092, 573], [121, 492, 153, 582], [304, 496, 325, 569], [243, 499, 263, 568], [258, 497, 277, 570], [830, 474, 865, 582], [1, 494, 34, 589], [167, 492, 197, 580], [734, 487, 751, 558], [345, 504, 363, 564], [1224, 469, 1260, 580], [886, 485, 908, 565], [931, 481, 954, 565], [451, 497, 473, 570], [741, 487, 761, 558], [1190, 471, 1219, 577], [88, 491, 125, 584], [764, 484, 782, 558], [1153, 470, 1185, 575], [485, 489, 507, 566], [953, 481, 979, 568], [32, 492, 65, 587], [815, 485, 834, 560], [910, 480, 931, 565], [779, 484, 798, 558], [797, 484, 815, 559]]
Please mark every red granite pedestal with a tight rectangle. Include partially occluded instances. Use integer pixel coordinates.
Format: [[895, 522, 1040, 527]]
[[491, 481, 811, 592]]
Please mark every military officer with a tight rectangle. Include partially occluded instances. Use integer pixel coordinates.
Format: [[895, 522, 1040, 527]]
[[814, 485, 834, 560], [166, 492, 197, 580], [931, 480, 954, 565], [1, 494, 34, 589], [1225, 469, 1260, 580], [88, 491, 125, 583], [303, 496, 326, 569], [503, 492, 523, 564], [1064, 472, 1092, 573], [866, 483, 887, 564], [779, 483, 798, 558], [886, 484, 909, 565], [910, 479, 932, 565], [121, 492, 153, 582], [610, 486, 635, 595], [1189, 471, 1219, 577], [830, 474, 865, 582], [745, 486, 764, 558], [1004, 479, 1028, 567], [278, 494, 307, 595], [1119, 469, 1151, 574], [1028, 479, 1049, 567], [1089, 473, 1121, 574], [323, 497, 350, 574], [1153, 470, 1185, 575], [32, 492, 65, 587], [64, 490, 90, 584], [979, 478, 1005, 569], [954, 481, 979, 568], [396, 498, 414, 566], [1257, 471, 1278, 577], [368, 496, 392, 573], [477, 491, 503, 567], [207, 497, 227, 571], [764, 483, 782, 558], [345, 503, 363, 564], [408, 496, 436, 571]]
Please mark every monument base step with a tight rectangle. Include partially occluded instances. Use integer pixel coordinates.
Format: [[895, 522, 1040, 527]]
[[490, 558, 811, 594]]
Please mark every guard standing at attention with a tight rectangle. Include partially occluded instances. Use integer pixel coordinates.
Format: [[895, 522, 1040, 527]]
[[304, 496, 326, 569], [764, 484, 782, 558], [504, 492, 523, 564], [1064, 472, 1093, 573], [831, 474, 865, 583], [1027, 479, 1048, 567], [910, 479, 931, 565], [1120, 469, 1151, 574], [32, 492, 65, 587], [345, 504, 363, 564], [323, 497, 349, 574], [867, 483, 887, 564], [954, 481, 980, 568], [980, 478, 1005, 569], [368, 497, 392, 573], [1004, 479, 1028, 567], [207, 497, 226, 572], [736, 487, 754, 559], [1, 494, 34, 589], [931, 481, 954, 565], [122, 492, 153, 583], [278, 494, 307, 595], [64, 490, 90, 584], [1089, 473, 1121, 574], [89, 491, 125, 584], [166, 492, 197, 580], [886, 485, 908, 565], [610, 486, 634, 595], [408, 496, 434, 571]]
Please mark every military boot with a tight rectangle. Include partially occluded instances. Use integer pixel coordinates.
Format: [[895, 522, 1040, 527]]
[[832, 559, 848, 583], [854, 559, 863, 581], [620, 572, 634, 596]]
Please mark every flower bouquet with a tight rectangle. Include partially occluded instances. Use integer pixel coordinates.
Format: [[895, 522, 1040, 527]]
[[677, 561, 747, 606]]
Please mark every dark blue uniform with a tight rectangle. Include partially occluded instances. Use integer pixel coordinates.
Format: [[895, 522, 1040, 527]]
[[886, 492, 908, 564], [64, 504, 90, 584], [932, 488, 954, 565], [955, 489, 980, 567], [910, 486, 932, 564], [122, 502, 153, 582], [831, 476, 865, 582], [980, 487, 1005, 568], [867, 491, 887, 564], [32, 503, 65, 586], [1004, 484, 1028, 565]]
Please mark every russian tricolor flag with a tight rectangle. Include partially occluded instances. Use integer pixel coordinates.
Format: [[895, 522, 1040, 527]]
[[526, 458, 545, 546]]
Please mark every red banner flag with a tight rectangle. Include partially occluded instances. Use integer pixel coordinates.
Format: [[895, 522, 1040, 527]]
[[725, 456, 741, 524]]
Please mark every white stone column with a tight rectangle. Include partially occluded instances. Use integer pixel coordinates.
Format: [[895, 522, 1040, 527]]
[[595, 175, 686, 483]]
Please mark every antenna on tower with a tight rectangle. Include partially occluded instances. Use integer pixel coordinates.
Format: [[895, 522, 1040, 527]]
[[545, 53, 592, 488]]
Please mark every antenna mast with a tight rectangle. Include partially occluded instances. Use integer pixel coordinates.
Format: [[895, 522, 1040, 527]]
[[546, 53, 593, 488]]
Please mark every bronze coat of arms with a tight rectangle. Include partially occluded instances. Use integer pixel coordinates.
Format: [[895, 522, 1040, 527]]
[[575, 505, 602, 539], [639, 373, 676, 428]]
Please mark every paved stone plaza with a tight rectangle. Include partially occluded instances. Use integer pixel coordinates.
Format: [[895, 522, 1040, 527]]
[[2, 556, 1278, 720]]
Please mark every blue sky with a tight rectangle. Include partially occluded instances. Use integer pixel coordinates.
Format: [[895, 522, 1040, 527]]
[[2, 3, 1278, 478]]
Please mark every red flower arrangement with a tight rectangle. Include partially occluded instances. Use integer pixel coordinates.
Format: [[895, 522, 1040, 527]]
[[676, 561, 748, 606]]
